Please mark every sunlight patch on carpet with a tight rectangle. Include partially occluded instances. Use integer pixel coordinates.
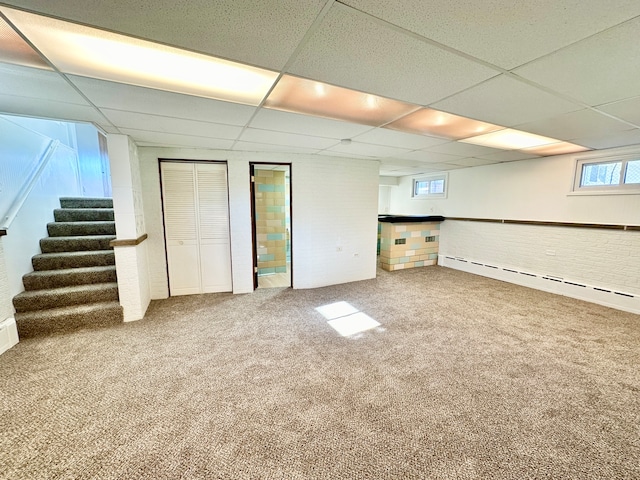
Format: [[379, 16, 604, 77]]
[[315, 301, 381, 337], [315, 301, 359, 320]]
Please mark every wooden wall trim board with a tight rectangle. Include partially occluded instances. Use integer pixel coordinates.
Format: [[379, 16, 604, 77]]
[[110, 233, 148, 247], [446, 217, 639, 231]]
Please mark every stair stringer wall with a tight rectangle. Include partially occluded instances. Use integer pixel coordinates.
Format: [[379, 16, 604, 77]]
[[3, 146, 83, 300]]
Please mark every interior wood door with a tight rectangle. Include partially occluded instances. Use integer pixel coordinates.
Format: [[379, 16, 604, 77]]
[[161, 161, 232, 296]]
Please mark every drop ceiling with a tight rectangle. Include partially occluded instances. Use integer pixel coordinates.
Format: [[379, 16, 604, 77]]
[[1, 0, 640, 176]]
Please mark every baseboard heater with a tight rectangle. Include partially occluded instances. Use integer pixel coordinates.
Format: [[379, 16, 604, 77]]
[[438, 255, 639, 315]]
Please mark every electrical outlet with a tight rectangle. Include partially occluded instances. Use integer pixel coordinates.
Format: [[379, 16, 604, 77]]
[[353, 252, 359, 257], [336, 246, 342, 252]]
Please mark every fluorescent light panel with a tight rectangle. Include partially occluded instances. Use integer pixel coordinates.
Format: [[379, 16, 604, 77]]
[[385, 108, 503, 140], [0, 7, 590, 157], [461, 128, 575, 150], [521, 141, 590, 155], [265, 75, 419, 127], [0, 15, 50, 69], [0, 6, 278, 106]]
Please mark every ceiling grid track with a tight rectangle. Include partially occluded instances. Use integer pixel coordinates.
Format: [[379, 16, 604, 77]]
[[230, 0, 338, 151], [0, 9, 121, 133]]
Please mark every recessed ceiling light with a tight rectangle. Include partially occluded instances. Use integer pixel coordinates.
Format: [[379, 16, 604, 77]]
[[0, 15, 50, 69], [385, 108, 503, 140], [0, 6, 279, 106], [460, 128, 560, 150], [264, 75, 419, 127]]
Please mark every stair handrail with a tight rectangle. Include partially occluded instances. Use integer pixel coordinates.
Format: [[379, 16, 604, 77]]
[[1, 139, 61, 231]]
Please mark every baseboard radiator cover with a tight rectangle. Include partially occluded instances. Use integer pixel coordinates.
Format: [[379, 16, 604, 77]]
[[0, 317, 19, 355], [438, 255, 639, 315]]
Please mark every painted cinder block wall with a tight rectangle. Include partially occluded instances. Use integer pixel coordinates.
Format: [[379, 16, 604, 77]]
[[138, 148, 379, 299], [107, 134, 151, 321], [388, 144, 640, 305]]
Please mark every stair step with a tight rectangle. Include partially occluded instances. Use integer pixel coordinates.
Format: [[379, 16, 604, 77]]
[[13, 282, 119, 313], [47, 221, 116, 237], [15, 301, 123, 338], [32, 250, 115, 271], [40, 235, 116, 253], [54, 208, 114, 222], [23, 265, 117, 290], [60, 197, 113, 209]]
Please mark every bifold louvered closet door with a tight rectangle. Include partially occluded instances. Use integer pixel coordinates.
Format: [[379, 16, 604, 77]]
[[161, 161, 232, 295]]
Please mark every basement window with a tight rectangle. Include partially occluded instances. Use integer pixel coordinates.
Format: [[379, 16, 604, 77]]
[[573, 155, 640, 194], [412, 173, 448, 199]]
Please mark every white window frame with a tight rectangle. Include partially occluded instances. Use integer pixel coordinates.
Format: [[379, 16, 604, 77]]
[[412, 173, 448, 199], [572, 154, 640, 195]]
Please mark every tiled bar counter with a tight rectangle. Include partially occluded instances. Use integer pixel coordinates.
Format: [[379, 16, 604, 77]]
[[378, 215, 445, 271]]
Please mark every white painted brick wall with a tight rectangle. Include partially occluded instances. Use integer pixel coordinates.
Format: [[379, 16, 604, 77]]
[[227, 160, 254, 293], [291, 157, 379, 289], [108, 134, 151, 320], [113, 243, 150, 321], [139, 149, 169, 299], [440, 220, 640, 295], [138, 147, 379, 297]]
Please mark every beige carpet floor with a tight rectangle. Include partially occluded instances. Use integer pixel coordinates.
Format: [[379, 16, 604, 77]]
[[1, 266, 639, 479]]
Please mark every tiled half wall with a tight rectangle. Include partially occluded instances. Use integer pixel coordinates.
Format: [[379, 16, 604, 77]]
[[379, 222, 440, 271]]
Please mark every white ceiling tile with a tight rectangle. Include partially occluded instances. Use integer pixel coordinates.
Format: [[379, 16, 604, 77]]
[[598, 97, 640, 126], [0, 63, 91, 105], [353, 129, 449, 149], [378, 167, 421, 176], [0, 93, 105, 123], [515, 109, 633, 141], [250, 109, 372, 139], [378, 169, 403, 176], [2, 0, 327, 70], [288, 4, 498, 106], [431, 75, 582, 127], [101, 109, 242, 140], [514, 16, 640, 105], [380, 165, 437, 175], [233, 141, 321, 155], [316, 150, 375, 160], [380, 158, 431, 168], [423, 141, 506, 157], [571, 129, 640, 150], [239, 128, 339, 150], [393, 150, 464, 163], [120, 128, 234, 149], [324, 141, 412, 158], [340, 0, 640, 69], [414, 163, 463, 171], [69, 76, 256, 125], [449, 157, 501, 167]]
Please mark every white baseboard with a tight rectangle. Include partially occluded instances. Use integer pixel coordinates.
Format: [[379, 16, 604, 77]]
[[0, 317, 19, 355], [439, 255, 640, 315]]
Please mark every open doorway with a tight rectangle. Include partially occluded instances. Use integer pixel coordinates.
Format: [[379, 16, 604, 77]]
[[250, 163, 291, 289]]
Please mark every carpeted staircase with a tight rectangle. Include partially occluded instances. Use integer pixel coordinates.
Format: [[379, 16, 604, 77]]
[[13, 197, 123, 337]]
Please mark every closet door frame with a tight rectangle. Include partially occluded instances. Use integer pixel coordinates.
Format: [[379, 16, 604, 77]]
[[159, 159, 232, 296]]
